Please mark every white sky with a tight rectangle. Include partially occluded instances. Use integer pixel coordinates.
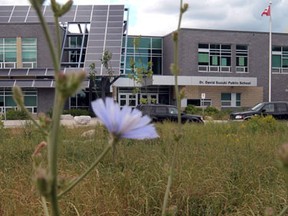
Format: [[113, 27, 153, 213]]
[[0, 0, 287, 36]]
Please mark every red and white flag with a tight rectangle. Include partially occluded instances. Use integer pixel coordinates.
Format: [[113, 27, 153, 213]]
[[261, 5, 271, 16]]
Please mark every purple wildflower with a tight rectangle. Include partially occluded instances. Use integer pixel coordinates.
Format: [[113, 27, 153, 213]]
[[91, 98, 159, 139]]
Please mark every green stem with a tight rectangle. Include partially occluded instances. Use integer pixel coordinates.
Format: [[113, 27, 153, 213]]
[[33, 5, 60, 73], [54, 16, 61, 62], [173, 0, 184, 124], [162, 1, 185, 215], [48, 93, 65, 216], [18, 103, 47, 136], [174, 38, 180, 124], [162, 141, 178, 216], [32, 5, 63, 216], [57, 138, 114, 199], [278, 206, 288, 216]]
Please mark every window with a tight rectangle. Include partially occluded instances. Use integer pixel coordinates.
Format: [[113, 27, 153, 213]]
[[221, 93, 241, 107], [0, 92, 3, 106], [69, 36, 83, 48], [0, 38, 16, 68], [155, 106, 167, 114], [276, 103, 288, 112], [272, 46, 288, 73], [141, 106, 152, 115], [22, 38, 37, 68], [236, 45, 248, 73], [70, 90, 91, 110], [0, 37, 37, 69], [118, 93, 138, 107], [263, 103, 274, 112], [198, 43, 231, 72], [187, 99, 212, 107], [123, 36, 162, 75], [0, 90, 37, 113]]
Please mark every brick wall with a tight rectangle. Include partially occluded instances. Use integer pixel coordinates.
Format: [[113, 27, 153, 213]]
[[182, 86, 263, 110]]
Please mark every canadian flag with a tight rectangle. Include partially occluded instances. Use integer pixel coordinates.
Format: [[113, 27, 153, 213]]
[[261, 5, 271, 16]]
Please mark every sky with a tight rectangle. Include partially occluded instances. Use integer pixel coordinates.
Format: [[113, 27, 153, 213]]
[[0, 0, 288, 36]]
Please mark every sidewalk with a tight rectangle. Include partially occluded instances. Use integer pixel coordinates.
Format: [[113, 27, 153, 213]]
[[2, 118, 101, 128]]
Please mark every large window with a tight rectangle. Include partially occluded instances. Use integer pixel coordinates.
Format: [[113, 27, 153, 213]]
[[221, 93, 241, 107], [22, 38, 37, 68], [236, 45, 248, 73], [0, 38, 16, 68], [122, 36, 163, 75], [187, 99, 212, 107], [272, 46, 288, 73], [70, 90, 91, 110], [0, 37, 37, 69], [0, 90, 37, 114], [198, 43, 231, 72]]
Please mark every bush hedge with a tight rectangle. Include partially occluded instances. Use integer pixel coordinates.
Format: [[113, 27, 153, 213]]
[[5, 109, 29, 120]]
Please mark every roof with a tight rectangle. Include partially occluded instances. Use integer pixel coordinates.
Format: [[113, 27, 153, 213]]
[[0, 5, 125, 23]]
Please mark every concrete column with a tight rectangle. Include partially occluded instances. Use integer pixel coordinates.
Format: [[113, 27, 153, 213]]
[[16, 37, 22, 68]]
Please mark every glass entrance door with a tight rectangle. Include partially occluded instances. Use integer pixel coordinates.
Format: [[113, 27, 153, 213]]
[[119, 93, 138, 107], [140, 93, 158, 104]]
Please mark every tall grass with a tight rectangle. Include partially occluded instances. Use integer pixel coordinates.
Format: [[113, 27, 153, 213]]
[[1, 119, 288, 215]]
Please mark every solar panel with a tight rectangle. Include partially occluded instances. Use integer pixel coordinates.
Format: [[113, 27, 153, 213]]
[[28, 68, 47, 76], [0, 6, 13, 11], [78, 5, 93, 10], [26, 17, 39, 22], [10, 16, 26, 22], [0, 17, 9, 22], [33, 80, 53, 88], [15, 5, 29, 10], [15, 79, 33, 87], [64, 68, 87, 75], [10, 69, 28, 76], [0, 69, 10, 76], [0, 80, 14, 87], [46, 69, 55, 76]]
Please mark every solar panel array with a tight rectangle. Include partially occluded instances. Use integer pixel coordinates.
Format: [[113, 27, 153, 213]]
[[0, 5, 102, 23], [0, 68, 89, 88], [0, 4, 126, 76], [0, 79, 89, 88], [0, 68, 88, 77]]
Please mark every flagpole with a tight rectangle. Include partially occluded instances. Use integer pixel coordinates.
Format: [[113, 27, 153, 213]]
[[268, 0, 272, 102]]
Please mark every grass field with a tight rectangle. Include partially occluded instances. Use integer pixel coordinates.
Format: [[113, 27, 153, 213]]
[[1, 117, 288, 215]]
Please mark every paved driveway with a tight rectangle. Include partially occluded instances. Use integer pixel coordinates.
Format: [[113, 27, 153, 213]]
[[2, 118, 101, 128]]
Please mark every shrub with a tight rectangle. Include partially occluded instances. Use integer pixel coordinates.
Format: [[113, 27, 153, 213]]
[[185, 105, 202, 114], [211, 109, 232, 120], [243, 115, 284, 134], [63, 109, 91, 116], [0, 116, 3, 129], [5, 109, 29, 120], [204, 106, 219, 116]]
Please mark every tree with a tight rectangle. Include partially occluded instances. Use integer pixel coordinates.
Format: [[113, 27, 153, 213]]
[[88, 49, 121, 105], [127, 36, 154, 104]]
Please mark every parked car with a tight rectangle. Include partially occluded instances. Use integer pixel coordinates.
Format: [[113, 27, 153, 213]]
[[136, 104, 204, 124], [230, 101, 288, 120]]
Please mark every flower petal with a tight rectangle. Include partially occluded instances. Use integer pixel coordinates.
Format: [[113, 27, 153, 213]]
[[91, 98, 113, 131], [91, 97, 159, 139], [122, 124, 159, 139]]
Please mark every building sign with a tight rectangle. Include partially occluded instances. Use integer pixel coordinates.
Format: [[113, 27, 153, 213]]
[[152, 75, 257, 87], [194, 76, 257, 86], [116, 76, 257, 87], [201, 93, 206, 99]]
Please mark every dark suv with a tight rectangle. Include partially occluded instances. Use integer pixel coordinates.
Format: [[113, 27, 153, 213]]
[[136, 104, 204, 123], [230, 101, 288, 120]]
